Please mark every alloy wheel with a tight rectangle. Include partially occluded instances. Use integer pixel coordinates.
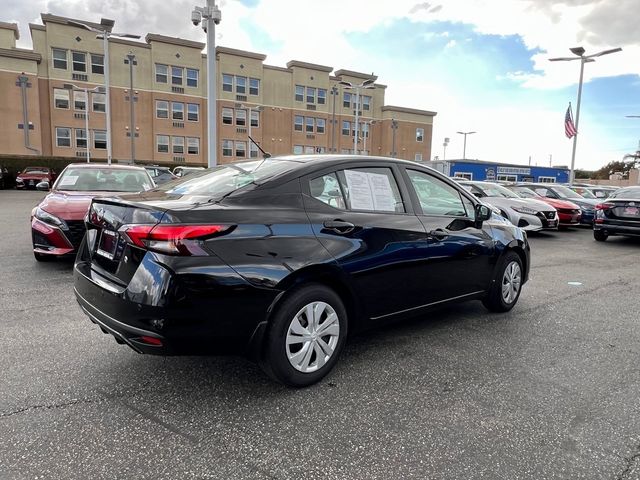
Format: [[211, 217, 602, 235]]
[[501, 261, 522, 304]]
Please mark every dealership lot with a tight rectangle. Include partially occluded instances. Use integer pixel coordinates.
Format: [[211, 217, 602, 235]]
[[1, 190, 640, 479]]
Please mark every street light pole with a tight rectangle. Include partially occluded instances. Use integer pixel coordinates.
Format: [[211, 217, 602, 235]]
[[125, 52, 137, 164], [363, 120, 374, 154], [549, 46, 622, 184], [391, 119, 398, 158], [456, 131, 476, 159]]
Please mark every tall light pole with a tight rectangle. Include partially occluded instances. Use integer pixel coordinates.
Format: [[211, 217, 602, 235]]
[[63, 83, 105, 163], [362, 120, 375, 155], [549, 46, 622, 184], [339, 78, 375, 154], [192, 1, 222, 167], [68, 21, 140, 165], [443, 137, 450, 160], [391, 119, 398, 158], [456, 131, 476, 159], [124, 52, 137, 164]]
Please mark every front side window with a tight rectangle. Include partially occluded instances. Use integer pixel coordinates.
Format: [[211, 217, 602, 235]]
[[187, 137, 199, 155], [172, 102, 184, 120], [294, 115, 303, 132], [309, 172, 345, 209], [316, 118, 326, 134], [157, 135, 169, 153], [336, 167, 405, 213], [172, 66, 183, 85], [416, 128, 424, 142], [305, 117, 314, 133], [295, 85, 304, 102], [172, 136, 185, 154], [317, 89, 326, 105], [75, 128, 87, 148], [156, 100, 169, 119], [235, 109, 246, 126], [186, 68, 199, 87], [94, 130, 107, 149], [250, 110, 259, 128], [187, 103, 199, 122], [407, 170, 468, 217], [54, 88, 70, 109], [306, 87, 316, 104], [222, 108, 233, 125], [92, 92, 106, 112], [72, 51, 86, 72], [55, 127, 71, 147], [222, 139, 233, 156], [222, 74, 233, 92], [342, 120, 350, 136], [249, 78, 260, 95], [155, 64, 168, 83], [52, 48, 67, 69], [73, 90, 87, 111], [91, 54, 104, 74], [235, 141, 246, 157], [235, 76, 246, 94]]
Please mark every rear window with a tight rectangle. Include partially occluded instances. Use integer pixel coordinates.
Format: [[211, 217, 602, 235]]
[[55, 168, 154, 192], [162, 160, 297, 197], [610, 187, 640, 199]]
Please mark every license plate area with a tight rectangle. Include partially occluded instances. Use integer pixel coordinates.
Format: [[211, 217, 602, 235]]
[[623, 206, 639, 216], [96, 229, 119, 260]]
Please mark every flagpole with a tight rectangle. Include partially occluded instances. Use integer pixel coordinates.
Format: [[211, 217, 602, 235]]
[[569, 58, 586, 185]]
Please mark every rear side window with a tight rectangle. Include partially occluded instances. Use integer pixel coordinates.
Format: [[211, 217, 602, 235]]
[[336, 167, 405, 213], [407, 170, 469, 217], [309, 173, 346, 209]]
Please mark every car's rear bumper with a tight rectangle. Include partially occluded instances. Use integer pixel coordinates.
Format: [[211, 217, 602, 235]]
[[594, 222, 640, 237]]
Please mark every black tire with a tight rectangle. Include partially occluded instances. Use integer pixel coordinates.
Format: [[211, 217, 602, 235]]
[[593, 230, 608, 242], [482, 251, 523, 313], [261, 284, 348, 387], [33, 251, 52, 262]]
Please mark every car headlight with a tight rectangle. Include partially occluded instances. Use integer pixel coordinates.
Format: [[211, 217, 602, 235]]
[[511, 206, 537, 215], [16, 177, 23, 182], [34, 207, 68, 230]]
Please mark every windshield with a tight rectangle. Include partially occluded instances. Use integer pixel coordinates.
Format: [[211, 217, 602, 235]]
[[609, 187, 640, 199], [161, 160, 297, 197], [55, 168, 154, 192], [510, 187, 538, 199], [572, 187, 597, 199], [23, 168, 49, 175], [476, 183, 520, 198], [552, 185, 583, 199]]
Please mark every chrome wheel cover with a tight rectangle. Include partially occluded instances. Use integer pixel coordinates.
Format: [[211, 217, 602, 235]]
[[286, 301, 340, 373], [502, 261, 522, 304]]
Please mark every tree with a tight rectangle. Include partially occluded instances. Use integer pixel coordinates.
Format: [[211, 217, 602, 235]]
[[592, 157, 639, 180]]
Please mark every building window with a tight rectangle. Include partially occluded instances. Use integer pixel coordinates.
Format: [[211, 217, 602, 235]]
[[340, 148, 351, 154], [52, 48, 67, 69], [54, 88, 70, 109], [187, 103, 199, 122], [317, 89, 326, 105], [235, 109, 246, 126], [294, 115, 303, 132], [342, 120, 350, 136], [75, 128, 87, 148], [415, 153, 423, 162], [94, 130, 107, 149], [186, 68, 198, 87], [250, 143, 259, 158], [172, 102, 184, 120], [416, 128, 424, 142], [187, 137, 199, 155], [361, 95, 371, 111], [249, 78, 260, 96], [72, 51, 86, 72], [235, 141, 246, 157], [497, 174, 518, 182], [222, 139, 233, 156], [293, 145, 303, 155], [172, 136, 185, 154], [222, 74, 233, 92], [304, 146, 315, 154], [316, 118, 326, 134], [295, 85, 304, 102], [55, 127, 71, 147], [73, 90, 87, 111], [453, 172, 473, 180], [305, 117, 314, 133], [317, 146, 326, 153], [343, 92, 351, 108], [250, 110, 259, 128], [91, 54, 104, 74], [92, 92, 105, 112], [538, 176, 556, 183], [222, 108, 233, 125], [156, 100, 169, 119], [306, 87, 315, 104], [235, 76, 246, 94], [157, 135, 169, 153], [172, 66, 183, 85], [155, 64, 168, 83]]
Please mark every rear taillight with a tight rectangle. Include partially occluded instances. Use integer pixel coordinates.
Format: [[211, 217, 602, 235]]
[[595, 203, 615, 210], [118, 224, 233, 256]]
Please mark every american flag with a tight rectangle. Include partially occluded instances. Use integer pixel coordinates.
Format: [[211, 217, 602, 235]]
[[565, 103, 577, 138]]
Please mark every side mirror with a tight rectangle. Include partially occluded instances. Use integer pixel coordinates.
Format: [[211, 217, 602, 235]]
[[474, 204, 491, 225], [36, 181, 50, 191]]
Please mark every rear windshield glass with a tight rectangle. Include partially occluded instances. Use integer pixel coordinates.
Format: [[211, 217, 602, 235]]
[[55, 168, 153, 192], [161, 160, 297, 197], [610, 187, 640, 199], [552, 185, 583, 199]]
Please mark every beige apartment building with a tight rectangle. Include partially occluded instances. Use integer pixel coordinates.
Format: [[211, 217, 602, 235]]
[[0, 14, 436, 166]]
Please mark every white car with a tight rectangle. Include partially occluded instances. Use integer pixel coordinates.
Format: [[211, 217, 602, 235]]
[[459, 181, 559, 232]]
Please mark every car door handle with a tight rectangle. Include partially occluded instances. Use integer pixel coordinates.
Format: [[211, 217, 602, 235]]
[[428, 228, 449, 241], [323, 219, 356, 234]]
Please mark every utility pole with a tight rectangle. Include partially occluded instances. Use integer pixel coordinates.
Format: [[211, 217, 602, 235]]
[[391, 119, 398, 158], [124, 52, 137, 164]]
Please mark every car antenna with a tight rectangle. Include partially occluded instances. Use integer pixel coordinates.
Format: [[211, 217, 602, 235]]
[[248, 135, 271, 171]]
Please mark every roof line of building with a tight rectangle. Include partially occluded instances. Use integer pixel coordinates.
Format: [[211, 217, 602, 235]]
[[286, 60, 333, 73], [264, 64, 292, 73], [437, 158, 569, 169], [40, 13, 115, 33], [145, 33, 204, 50], [28, 23, 46, 32], [0, 47, 42, 63], [334, 69, 378, 81], [110, 37, 151, 49], [216, 46, 267, 61], [382, 105, 437, 116], [0, 21, 19, 40]]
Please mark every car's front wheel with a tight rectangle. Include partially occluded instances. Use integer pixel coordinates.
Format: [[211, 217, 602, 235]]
[[483, 251, 523, 313], [262, 284, 347, 387], [594, 230, 608, 242]]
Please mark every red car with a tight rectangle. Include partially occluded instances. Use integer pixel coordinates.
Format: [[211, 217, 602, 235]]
[[16, 166, 57, 190], [507, 185, 582, 227], [31, 164, 155, 261]]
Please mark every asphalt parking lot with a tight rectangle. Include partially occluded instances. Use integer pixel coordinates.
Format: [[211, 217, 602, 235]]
[[1, 190, 640, 480]]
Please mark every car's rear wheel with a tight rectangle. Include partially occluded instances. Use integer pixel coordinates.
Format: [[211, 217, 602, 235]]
[[262, 284, 347, 387], [594, 230, 608, 242], [483, 251, 523, 313]]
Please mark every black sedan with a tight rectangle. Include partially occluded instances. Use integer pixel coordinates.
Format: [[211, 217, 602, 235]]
[[593, 186, 640, 241], [74, 155, 530, 387]]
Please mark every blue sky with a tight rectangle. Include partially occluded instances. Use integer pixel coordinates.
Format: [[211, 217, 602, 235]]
[[11, 0, 640, 169]]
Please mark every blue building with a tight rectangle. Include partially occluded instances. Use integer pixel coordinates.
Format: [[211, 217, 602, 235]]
[[430, 159, 570, 184]]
